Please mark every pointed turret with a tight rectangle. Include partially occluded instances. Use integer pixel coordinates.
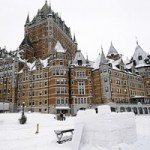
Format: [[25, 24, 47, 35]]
[[107, 42, 120, 60], [48, 2, 52, 14], [132, 42, 148, 67], [41, 0, 49, 15], [107, 42, 118, 56], [100, 46, 107, 65], [20, 35, 32, 48]]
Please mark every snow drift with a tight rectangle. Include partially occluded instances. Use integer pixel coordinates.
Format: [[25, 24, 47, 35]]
[[73, 105, 137, 149]]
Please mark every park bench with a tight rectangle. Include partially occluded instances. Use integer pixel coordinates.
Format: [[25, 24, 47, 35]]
[[54, 129, 74, 144]]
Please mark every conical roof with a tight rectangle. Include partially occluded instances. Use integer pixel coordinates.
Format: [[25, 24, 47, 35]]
[[20, 35, 32, 47], [93, 53, 101, 69], [71, 50, 87, 66], [100, 48, 107, 65], [25, 13, 30, 25], [107, 42, 119, 57], [132, 44, 148, 67]]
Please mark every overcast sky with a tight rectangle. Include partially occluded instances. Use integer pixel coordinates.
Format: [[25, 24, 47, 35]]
[[1, 0, 150, 60]]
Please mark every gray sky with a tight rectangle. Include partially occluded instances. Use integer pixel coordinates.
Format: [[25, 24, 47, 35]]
[[1, 0, 150, 60]]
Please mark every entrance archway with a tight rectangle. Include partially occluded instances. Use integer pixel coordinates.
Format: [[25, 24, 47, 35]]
[[138, 107, 143, 114], [120, 107, 125, 112], [132, 107, 138, 114]]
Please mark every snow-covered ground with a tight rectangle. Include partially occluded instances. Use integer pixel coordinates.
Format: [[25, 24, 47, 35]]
[[0, 112, 150, 150]]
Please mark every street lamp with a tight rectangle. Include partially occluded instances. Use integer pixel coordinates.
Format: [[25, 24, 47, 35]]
[[22, 102, 25, 116], [19, 102, 27, 124], [3, 102, 4, 113]]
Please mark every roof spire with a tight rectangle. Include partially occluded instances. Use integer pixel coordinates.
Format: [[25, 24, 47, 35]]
[[111, 41, 113, 46], [86, 52, 89, 63], [25, 13, 30, 25], [101, 45, 103, 51], [49, 1, 52, 13], [73, 34, 77, 43], [136, 36, 138, 45]]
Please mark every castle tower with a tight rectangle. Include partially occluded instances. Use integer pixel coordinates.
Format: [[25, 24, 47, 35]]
[[19, 1, 77, 60], [99, 47, 111, 103], [48, 41, 70, 114]]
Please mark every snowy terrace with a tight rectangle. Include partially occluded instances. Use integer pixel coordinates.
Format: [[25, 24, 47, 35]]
[[0, 111, 150, 150]]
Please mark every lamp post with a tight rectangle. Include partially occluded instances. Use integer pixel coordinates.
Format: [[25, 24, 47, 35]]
[[19, 101, 27, 124], [3, 102, 4, 113], [22, 102, 25, 116]]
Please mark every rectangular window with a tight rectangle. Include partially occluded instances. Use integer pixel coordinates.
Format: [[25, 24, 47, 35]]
[[61, 88, 65, 93], [57, 88, 60, 93], [59, 54, 63, 59], [56, 79, 60, 84], [45, 82, 47, 86], [56, 87, 67, 94], [39, 90, 42, 95], [60, 70, 63, 75], [76, 71, 85, 77], [105, 87, 108, 92], [60, 60, 63, 65], [78, 81, 85, 94], [57, 98, 60, 104], [45, 73, 47, 78], [56, 70, 59, 75], [53, 60, 55, 66], [39, 82, 42, 87], [61, 98, 64, 104]]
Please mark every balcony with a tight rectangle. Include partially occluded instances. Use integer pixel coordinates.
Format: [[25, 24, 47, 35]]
[[55, 104, 70, 110], [75, 76, 87, 80]]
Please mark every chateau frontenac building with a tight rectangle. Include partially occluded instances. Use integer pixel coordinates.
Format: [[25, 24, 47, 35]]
[[0, 1, 150, 115]]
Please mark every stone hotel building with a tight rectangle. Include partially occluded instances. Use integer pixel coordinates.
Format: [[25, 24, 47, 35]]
[[0, 1, 150, 115]]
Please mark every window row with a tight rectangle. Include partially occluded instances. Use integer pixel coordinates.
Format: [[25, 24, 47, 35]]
[[18, 73, 48, 82], [52, 60, 64, 66], [56, 87, 68, 94], [111, 88, 127, 94], [0, 89, 11, 94], [74, 97, 88, 104], [53, 70, 67, 76], [76, 71, 85, 77], [56, 97, 68, 104], [18, 90, 48, 97], [56, 79, 67, 84], [18, 81, 48, 89], [17, 99, 48, 106]]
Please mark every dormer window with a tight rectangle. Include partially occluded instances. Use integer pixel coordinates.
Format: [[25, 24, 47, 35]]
[[109, 63, 112, 67], [78, 60, 82, 66], [145, 59, 150, 64], [138, 56, 142, 60]]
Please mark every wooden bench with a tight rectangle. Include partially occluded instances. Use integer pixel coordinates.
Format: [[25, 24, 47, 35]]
[[54, 129, 74, 144]]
